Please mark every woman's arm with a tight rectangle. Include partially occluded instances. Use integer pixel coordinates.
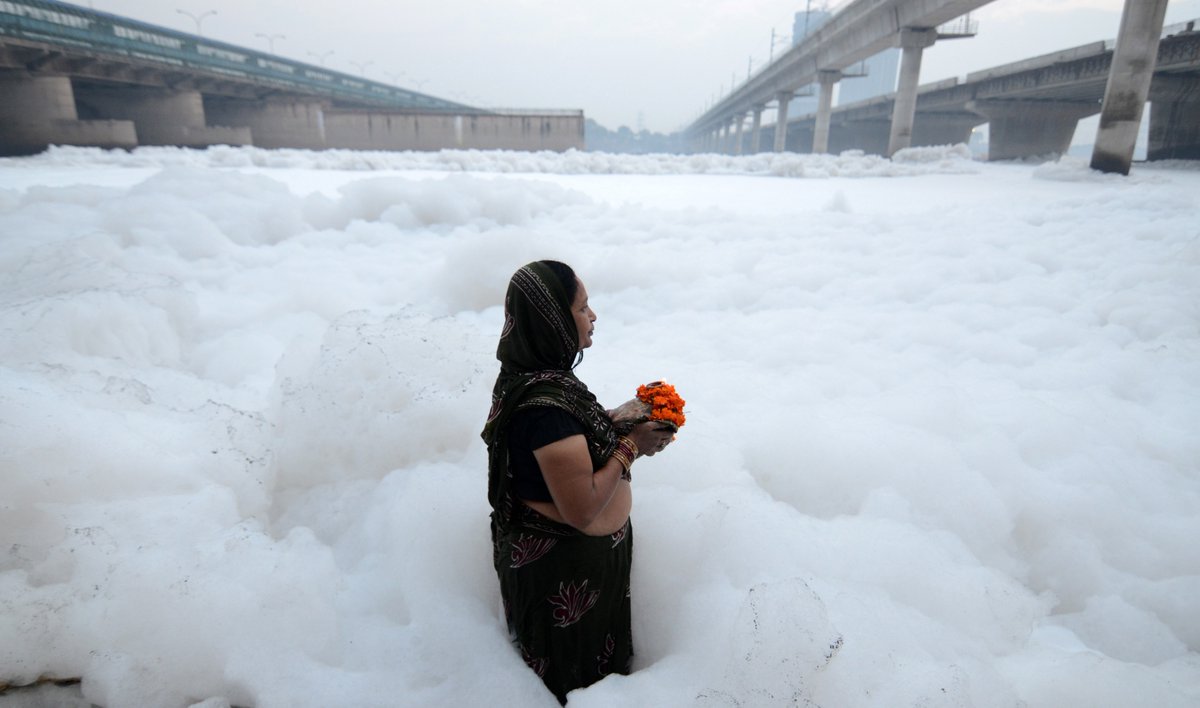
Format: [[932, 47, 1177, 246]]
[[533, 435, 628, 531]]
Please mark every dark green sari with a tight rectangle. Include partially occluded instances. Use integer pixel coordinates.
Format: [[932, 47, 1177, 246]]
[[481, 262, 633, 703]]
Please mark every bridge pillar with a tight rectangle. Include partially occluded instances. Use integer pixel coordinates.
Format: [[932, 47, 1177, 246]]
[[0, 74, 136, 155], [749, 106, 764, 154], [733, 114, 746, 155], [887, 28, 938, 157], [205, 98, 327, 150], [1090, 0, 1169, 174], [969, 99, 1099, 160], [1148, 75, 1200, 161], [813, 70, 841, 154], [773, 91, 793, 153], [73, 86, 251, 147]]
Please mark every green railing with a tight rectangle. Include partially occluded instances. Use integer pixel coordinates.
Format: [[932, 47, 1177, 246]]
[[0, 0, 481, 113]]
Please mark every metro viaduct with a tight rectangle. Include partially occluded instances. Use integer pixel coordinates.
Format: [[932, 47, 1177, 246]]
[[686, 0, 1191, 171], [686, 0, 998, 157], [761, 23, 1200, 162], [0, 0, 584, 156]]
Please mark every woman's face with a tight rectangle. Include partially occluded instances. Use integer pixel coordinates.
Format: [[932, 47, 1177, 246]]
[[572, 279, 597, 350]]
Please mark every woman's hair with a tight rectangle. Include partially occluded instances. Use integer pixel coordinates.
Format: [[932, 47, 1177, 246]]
[[541, 260, 578, 304]]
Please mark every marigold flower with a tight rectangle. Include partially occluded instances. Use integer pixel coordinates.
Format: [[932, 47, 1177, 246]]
[[636, 381, 686, 429]]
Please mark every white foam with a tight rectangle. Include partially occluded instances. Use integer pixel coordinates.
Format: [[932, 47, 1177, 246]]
[[1, 147, 1198, 706]]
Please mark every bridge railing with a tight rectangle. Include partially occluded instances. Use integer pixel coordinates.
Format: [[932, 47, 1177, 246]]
[[0, 0, 479, 113]]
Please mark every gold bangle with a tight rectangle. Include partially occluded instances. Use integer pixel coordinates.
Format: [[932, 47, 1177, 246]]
[[610, 448, 632, 473]]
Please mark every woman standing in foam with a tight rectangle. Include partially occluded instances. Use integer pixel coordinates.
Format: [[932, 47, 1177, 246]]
[[481, 260, 674, 704]]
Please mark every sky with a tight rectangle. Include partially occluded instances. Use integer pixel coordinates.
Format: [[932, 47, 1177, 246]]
[[2, 145, 1199, 706], [70, 0, 1200, 132]]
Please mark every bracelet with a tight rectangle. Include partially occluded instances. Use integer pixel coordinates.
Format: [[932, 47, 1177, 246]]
[[610, 436, 639, 478], [617, 435, 639, 460]]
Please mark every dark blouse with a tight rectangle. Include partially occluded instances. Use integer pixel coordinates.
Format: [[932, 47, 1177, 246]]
[[507, 406, 586, 502]]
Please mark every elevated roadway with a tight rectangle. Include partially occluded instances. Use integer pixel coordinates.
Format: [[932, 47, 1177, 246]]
[[0, 0, 585, 154], [773, 21, 1200, 161], [687, 0, 998, 155]]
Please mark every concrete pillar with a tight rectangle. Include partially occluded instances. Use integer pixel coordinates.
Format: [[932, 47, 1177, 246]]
[[813, 70, 841, 154], [204, 98, 327, 150], [887, 28, 938, 157], [0, 74, 136, 155], [1148, 75, 1200, 161], [74, 86, 250, 147], [1091, 0, 1170, 174], [749, 106, 764, 154], [773, 91, 793, 153], [968, 99, 1099, 161], [733, 114, 745, 155]]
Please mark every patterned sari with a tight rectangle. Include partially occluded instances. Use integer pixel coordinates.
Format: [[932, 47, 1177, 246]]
[[481, 262, 633, 703]]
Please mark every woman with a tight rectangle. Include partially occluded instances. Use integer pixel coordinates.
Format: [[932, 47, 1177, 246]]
[[482, 260, 673, 704]]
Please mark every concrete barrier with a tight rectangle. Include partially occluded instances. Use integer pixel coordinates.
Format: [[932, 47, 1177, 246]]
[[0, 74, 137, 155], [74, 87, 251, 147], [324, 110, 584, 152], [204, 98, 328, 150]]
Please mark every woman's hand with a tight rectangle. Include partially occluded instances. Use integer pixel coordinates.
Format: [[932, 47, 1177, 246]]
[[627, 421, 674, 457]]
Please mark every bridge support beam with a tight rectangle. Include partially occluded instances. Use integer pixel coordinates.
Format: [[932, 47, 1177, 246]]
[[773, 91, 793, 153], [733, 114, 745, 155], [969, 99, 1099, 160], [888, 28, 938, 157], [1148, 75, 1200, 161], [831, 119, 891, 156], [205, 98, 327, 150], [74, 86, 250, 147], [1091, 0, 1169, 174], [813, 70, 841, 154], [0, 74, 136, 155], [749, 106, 764, 154], [911, 112, 987, 148]]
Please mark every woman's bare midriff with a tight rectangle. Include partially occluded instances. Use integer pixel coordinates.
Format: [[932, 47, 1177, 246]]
[[522, 480, 632, 536]]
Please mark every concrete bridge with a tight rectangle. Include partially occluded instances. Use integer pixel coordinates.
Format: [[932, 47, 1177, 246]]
[[761, 20, 1200, 161], [687, 0, 999, 157], [687, 0, 1189, 172], [0, 0, 584, 155]]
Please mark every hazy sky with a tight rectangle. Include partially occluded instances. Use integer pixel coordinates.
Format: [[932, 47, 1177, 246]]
[[83, 0, 1200, 132]]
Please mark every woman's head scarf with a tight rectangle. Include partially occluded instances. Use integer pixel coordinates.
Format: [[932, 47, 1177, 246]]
[[495, 261, 580, 374], [482, 261, 617, 542]]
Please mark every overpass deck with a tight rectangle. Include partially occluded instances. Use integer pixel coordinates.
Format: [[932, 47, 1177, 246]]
[[690, 0, 997, 134], [0, 0, 475, 112]]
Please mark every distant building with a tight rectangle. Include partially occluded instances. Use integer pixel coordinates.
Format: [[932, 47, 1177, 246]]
[[792, 6, 832, 42], [788, 7, 833, 116]]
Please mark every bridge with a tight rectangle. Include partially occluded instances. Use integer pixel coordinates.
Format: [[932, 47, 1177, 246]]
[[686, 0, 1189, 173], [687, 0, 999, 157], [757, 20, 1200, 161], [0, 0, 584, 155]]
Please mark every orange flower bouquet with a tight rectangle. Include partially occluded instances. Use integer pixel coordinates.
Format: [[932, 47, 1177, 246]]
[[610, 380, 687, 434]]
